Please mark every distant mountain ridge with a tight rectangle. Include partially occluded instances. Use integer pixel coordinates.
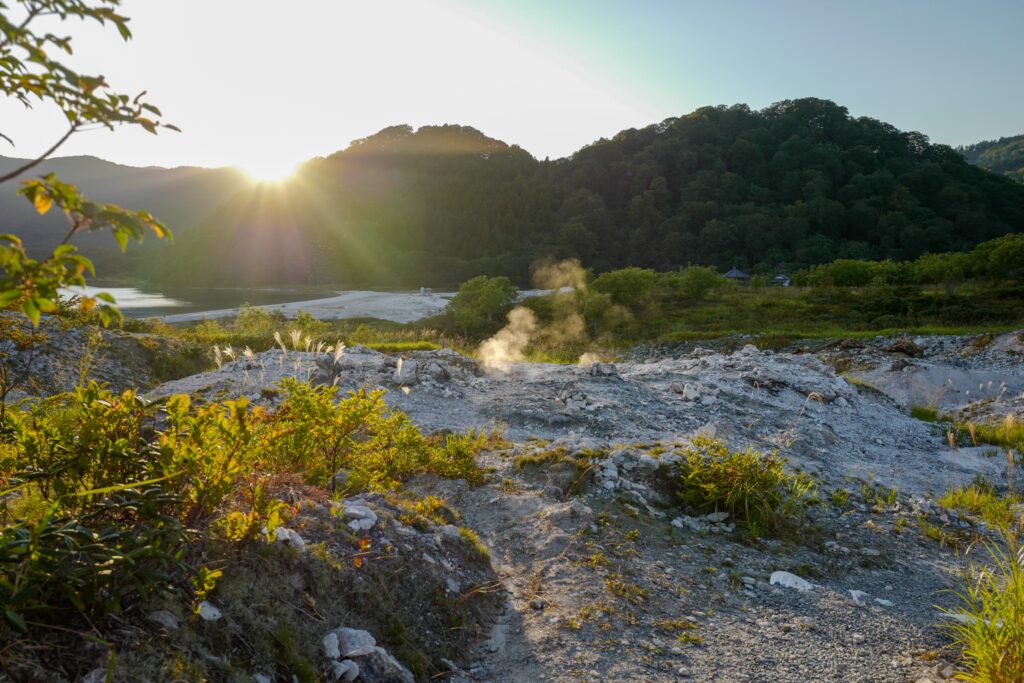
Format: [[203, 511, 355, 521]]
[[4, 100, 1024, 288], [958, 134, 1024, 183], [0, 155, 249, 275]]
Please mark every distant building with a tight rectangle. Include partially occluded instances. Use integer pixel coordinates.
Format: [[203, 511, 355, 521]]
[[723, 267, 750, 284], [771, 274, 791, 287]]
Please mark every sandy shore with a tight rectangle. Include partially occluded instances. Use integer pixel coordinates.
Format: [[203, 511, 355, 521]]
[[159, 290, 454, 324], [158, 289, 555, 324]]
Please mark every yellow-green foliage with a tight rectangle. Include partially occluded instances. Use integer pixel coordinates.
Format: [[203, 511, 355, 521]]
[[0, 379, 488, 635], [943, 523, 1024, 682], [939, 481, 1022, 530], [676, 437, 816, 537]]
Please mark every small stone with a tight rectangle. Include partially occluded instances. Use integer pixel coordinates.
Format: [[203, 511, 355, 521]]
[[326, 627, 377, 658], [769, 571, 814, 592], [253, 674, 273, 683], [331, 660, 360, 682], [874, 598, 895, 607], [849, 590, 869, 605], [530, 598, 545, 610], [852, 633, 866, 644], [705, 511, 729, 523], [272, 526, 306, 552], [147, 610, 180, 631], [197, 601, 222, 622]]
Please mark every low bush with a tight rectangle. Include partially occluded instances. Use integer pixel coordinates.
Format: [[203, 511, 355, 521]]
[[0, 378, 489, 638], [675, 437, 816, 537], [943, 522, 1024, 682]]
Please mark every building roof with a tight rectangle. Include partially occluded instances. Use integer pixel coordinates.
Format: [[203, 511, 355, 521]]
[[723, 267, 749, 279]]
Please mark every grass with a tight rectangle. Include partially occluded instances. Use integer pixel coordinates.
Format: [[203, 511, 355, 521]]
[[911, 405, 944, 423], [942, 522, 1024, 682], [939, 481, 1022, 530], [673, 437, 817, 538]]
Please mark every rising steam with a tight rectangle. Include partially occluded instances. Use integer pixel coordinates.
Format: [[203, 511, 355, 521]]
[[478, 306, 537, 373]]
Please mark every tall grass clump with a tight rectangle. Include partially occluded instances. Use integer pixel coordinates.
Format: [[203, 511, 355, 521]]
[[675, 437, 816, 537], [943, 521, 1024, 682], [940, 479, 1023, 530]]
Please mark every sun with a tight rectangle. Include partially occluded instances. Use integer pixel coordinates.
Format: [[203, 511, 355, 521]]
[[240, 160, 297, 183]]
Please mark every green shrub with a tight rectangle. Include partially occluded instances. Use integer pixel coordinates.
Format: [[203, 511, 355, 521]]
[[676, 437, 816, 537], [0, 379, 488, 636], [942, 522, 1024, 682]]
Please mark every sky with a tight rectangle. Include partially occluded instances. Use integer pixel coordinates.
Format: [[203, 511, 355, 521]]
[[2, 0, 1022, 179]]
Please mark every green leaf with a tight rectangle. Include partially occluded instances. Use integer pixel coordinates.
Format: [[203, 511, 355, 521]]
[[22, 298, 40, 326], [95, 292, 117, 304], [0, 289, 21, 309], [4, 610, 27, 634]]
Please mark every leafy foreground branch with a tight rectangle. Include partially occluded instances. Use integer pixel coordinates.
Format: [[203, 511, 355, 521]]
[[0, 379, 495, 678]]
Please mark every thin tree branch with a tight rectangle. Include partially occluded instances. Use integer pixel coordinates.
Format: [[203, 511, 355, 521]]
[[0, 124, 78, 185]]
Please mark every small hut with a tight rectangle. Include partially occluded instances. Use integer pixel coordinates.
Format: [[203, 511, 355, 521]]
[[771, 274, 791, 287], [723, 266, 750, 285]]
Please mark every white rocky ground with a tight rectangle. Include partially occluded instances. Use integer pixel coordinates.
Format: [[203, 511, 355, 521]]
[[140, 331, 1024, 682]]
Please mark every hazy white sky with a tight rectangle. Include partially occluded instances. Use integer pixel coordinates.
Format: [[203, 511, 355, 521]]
[[0, 0, 661, 178], [3, 0, 1022, 179]]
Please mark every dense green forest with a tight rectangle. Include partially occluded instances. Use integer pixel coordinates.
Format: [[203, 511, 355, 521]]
[[9, 99, 1024, 288], [958, 134, 1024, 184], [156, 99, 1024, 287]]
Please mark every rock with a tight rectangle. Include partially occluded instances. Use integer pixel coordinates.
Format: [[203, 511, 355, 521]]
[[681, 383, 701, 401], [325, 627, 377, 658], [859, 547, 881, 557], [342, 503, 378, 532], [705, 511, 729, 523], [422, 360, 451, 382], [253, 674, 273, 683], [769, 571, 814, 592], [392, 357, 419, 386], [357, 646, 415, 683], [588, 362, 618, 376], [331, 660, 360, 682], [323, 632, 341, 659], [332, 468, 350, 489], [272, 526, 306, 552], [874, 598, 895, 607], [851, 633, 866, 644], [530, 598, 545, 610], [147, 609, 180, 631], [887, 338, 924, 357], [849, 590, 869, 605], [197, 601, 223, 621]]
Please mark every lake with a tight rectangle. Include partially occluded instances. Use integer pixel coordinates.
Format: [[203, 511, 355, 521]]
[[60, 285, 340, 319]]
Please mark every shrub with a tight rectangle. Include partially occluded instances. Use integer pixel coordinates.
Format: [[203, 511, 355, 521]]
[[0, 378, 488, 635], [676, 437, 816, 537], [942, 522, 1024, 682]]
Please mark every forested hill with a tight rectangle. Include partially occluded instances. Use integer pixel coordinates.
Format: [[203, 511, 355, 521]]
[[156, 100, 1024, 288], [9, 99, 1024, 288], [958, 134, 1024, 184], [0, 155, 248, 275]]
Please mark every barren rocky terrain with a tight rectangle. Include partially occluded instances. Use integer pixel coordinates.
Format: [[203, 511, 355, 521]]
[[136, 330, 1024, 682]]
